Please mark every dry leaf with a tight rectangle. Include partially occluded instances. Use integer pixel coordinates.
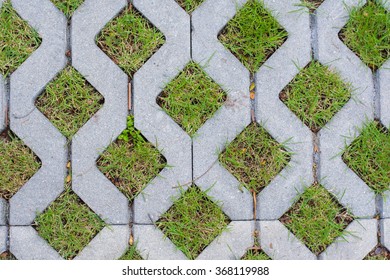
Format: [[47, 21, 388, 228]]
[[129, 235, 134, 246], [66, 161, 71, 169], [66, 175, 71, 183], [250, 82, 255, 91], [250, 91, 255, 100]]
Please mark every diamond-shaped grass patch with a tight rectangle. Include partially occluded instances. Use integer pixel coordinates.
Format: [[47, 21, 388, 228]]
[[0, 131, 41, 200], [96, 4, 165, 79], [157, 62, 227, 137], [97, 116, 166, 202], [218, 0, 288, 73], [343, 121, 389, 195], [219, 123, 291, 194], [280, 61, 351, 132], [119, 245, 143, 260], [35, 66, 104, 139], [280, 184, 353, 255], [176, 0, 205, 14], [364, 245, 390, 260], [34, 184, 105, 260], [157, 186, 230, 260], [51, 0, 84, 18], [339, 0, 390, 70], [0, 0, 42, 77]]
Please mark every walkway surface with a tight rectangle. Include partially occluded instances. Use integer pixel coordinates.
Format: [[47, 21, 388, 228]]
[[0, 0, 389, 260]]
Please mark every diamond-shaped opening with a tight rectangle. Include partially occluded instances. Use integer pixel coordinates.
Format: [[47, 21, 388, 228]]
[[0, 0, 42, 77], [119, 245, 143, 260], [35, 66, 104, 139], [157, 186, 230, 260], [342, 121, 389, 195], [96, 4, 165, 79], [0, 130, 41, 200], [279, 61, 351, 133], [51, 0, 84, 18], [157, 62, 227, 137], [97, 116, 167, 202], [339, 0, 390, 71], [242, 233, 271, 260], [34, 183, 106, 260], [364, 245, 390, 260], [218, 0, 288, 74], [299, 0, 324, 13], [175, 0, 205, 14], [219, 123, 291, 194], [280, 184, 353, 255], [0, 251, 17, 260]]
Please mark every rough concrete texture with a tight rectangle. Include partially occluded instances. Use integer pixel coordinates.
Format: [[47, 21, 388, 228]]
[[319, 219, 377, 260], [0, 0, 387, 259], [259, 221, 317, 260], [75, 226, 130, 260], [10, 226, 62, 260], [380, 219, 390, 252], [9, 0, 68, 226], [0, 199, 6, 226], [254, 0, 313, 220], [132, 0, 192, 224], [0, 226, 6, 254], [317, 0, 376, 218]]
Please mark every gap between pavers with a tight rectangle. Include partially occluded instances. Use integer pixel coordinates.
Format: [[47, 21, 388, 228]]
[[132, 0, 192, 224], [71, 0, 130, 225], [133, 221, 254, 260], [192, 0, 252, 221], [380, 219, 390, 252], [8, 0, 68, 226], [317, 0, 376, 218]]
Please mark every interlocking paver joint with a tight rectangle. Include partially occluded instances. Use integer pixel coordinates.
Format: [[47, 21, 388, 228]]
[[0, 0, 388, 260]]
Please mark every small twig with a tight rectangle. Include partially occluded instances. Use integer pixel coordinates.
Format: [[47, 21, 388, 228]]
[[252, 190, 257, 220], [173, 159, 219, 188], [251, 109, 256, 123]]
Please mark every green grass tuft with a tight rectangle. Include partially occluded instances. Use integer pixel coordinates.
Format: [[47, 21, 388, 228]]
[[218, 0, 288, 73], [35, 66, 104, 139], [340, 0, 390, 70], [280, 61, 351, 132], [97, 116, 166, 202], [343, 121, 389, 195], [219, 123, 291, 194], [158, 62, 226, 137], [242, 234, 271, 260], [35, 184, 106, 260], [175, 0, 205, 13], [0, 0, 42, 76], [157, 186, 230, 260], [299, 0, 324, 13], [119, 245, 143, 260], [281, 184, 353, 255], [0, 132, 41, 200], [97, 4, 165, 79], [51, 0, 84, 18]]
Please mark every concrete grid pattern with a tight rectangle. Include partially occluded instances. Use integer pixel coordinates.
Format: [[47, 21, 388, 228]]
[[0, 0, 389, 259]]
